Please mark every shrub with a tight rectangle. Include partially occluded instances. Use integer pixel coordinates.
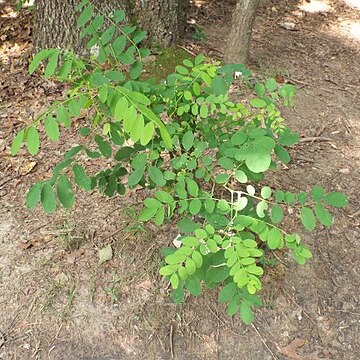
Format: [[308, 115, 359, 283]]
[[11, 0, 348, 324]]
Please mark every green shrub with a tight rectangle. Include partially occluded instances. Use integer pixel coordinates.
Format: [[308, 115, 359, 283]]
[[12, 0, 347, 324]]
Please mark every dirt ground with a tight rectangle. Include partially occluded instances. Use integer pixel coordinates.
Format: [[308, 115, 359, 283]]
[[1, 0, 360, 359]]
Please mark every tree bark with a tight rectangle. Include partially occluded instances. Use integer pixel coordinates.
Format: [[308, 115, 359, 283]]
[[33, 0, 189, 52], [224, 0, 259, 64]]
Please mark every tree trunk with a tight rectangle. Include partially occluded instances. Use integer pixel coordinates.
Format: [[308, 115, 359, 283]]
[[224, 0, 259, 64], [33, 0, 189, 52]]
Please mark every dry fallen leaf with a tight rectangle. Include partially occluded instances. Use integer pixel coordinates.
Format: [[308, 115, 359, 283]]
[[136, 279, 153, 291], [19, 160, 36, 175], [277, 338, 322, 360], [98, 244, 113, 265], [54, 272, 70, 286], [18, 235, 51, 250]]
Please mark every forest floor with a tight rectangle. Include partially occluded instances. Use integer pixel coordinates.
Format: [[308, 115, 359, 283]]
[[1, 0, 360, 359]]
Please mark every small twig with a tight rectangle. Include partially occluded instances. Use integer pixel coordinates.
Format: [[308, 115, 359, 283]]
[[206, 305, 239, 336], [270, 250, 290, 268], [183, 314, 197, 328], [0, 175, 18, 188], [335, 309, 360, 316], [25, 295, 38, 320], [316, 123, 328, 137], [0, 331, 5, 349], [344, 233, 353, 246], [177, 45, 197, 57], [251, 323, 278, 360], [99, 228, 124, 243], [288, 78, 311, 87], [169, 324, 174, 359], [155, 332, 166, 352], [282, 291, 315, 323], [293, 155, 314, 163], [338, 109, 352, 135], [349, 209, 360, 218], [102, 205, 124, 220], [319, 87, 334, 94], [216, 321, 220, 360], [299, 137, 332, 143], [328, 86, 354, 95], [28, 221, 54, 235]]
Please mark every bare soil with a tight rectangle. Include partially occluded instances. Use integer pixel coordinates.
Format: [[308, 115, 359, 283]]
[[1, 0, 360, 359]]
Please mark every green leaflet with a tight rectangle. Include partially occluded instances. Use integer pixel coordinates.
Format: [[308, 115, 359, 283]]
[[128, 167, 145, 188], [260, 186, 272, 199], [271, 205, 283, 224], [113, 10, 125, 23], [44, 50, 59, 79], [185, 277, 202, 296], [274, 144, 290, 164], [148, 166, 166, 186], [58, 59, 73, 80], [234, 170, 247, 183], [315, 203, 333, 226], [57, 174, 75, 208], [240, 302, 254, 325], [189, 199, 202, 215], [227, 294, 240, 316], [56, 105, 71, 128], [77, 5, 93, 28], [250, 98, 267, 108], [182, 131, 194, 151], [323, 192, 348, 208], [278, 129, 299, 146], [73, 164, 92, 190], [300, 207, 316, 231], [11, 129, 25, 156], [265, 78, 278, 92], [95, 135, 112, 158], [41, 183, 56, 213], [44, 116, 60, 141], [211, 76, 228, 96], [130, 61, 143, 80], [26, 126, 40, 155], [311, 186, 324, 201], [245, 149, 271, 173], [155, 190, 173, 204], [215, 173, 230, 184], [218, 283, 237, 303], [29, 49, 54, 74], [140, 122, 154, 146], [26, 182, 43, 209], [267, 227, 283, 249], [136, 104, 172, 149]]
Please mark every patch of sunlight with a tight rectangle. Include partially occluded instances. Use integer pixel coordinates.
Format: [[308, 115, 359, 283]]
[[0, 7, 18, 18], [298, 0, 332, 13], [340, 20, 360, 41], [344, 0, 360, 10], [23, 0, 35, 7]]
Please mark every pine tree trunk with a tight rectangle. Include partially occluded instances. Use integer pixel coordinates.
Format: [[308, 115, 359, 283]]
[[33, 0, 189, 52], [224, 0, 259, 64]]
